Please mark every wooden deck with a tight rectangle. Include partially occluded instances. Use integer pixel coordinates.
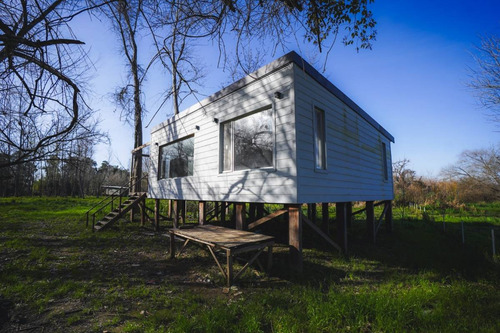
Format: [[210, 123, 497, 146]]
[[169, 225, 274, 286]]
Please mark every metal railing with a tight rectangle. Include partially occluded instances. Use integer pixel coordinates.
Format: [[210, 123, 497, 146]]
[[85, 174, 149, 229]]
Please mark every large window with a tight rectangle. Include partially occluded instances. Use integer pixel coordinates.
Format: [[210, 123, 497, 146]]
[[159, 136, 194, 179], [221, 107, 274, 172], [314, 107, 326, 170]]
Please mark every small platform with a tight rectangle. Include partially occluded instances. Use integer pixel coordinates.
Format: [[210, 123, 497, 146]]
[[169, 225, 274, 286]]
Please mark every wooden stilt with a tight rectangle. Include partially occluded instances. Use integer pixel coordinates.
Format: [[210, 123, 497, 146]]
[[180, 200, 186, 225], [140, 197, 146, 227], [214, 202, 220, 221], [256, 203, 265, 219], [336, 202, 348, 253], [168, 199, 172, 219], [235, 203, 246, 230], [248, 203, 256, 222], [366, 201, 375, 243], [307, 203, 317, 224], [322, 202, 329, 233], [173, 200, 179, 228], [346, 202, 353, 229], [221, 202, 226, 223], [385, 200, 393, 233], [199, 201, 206, 225], [288, 205, 303, 272], [154, 199, 160, 232]]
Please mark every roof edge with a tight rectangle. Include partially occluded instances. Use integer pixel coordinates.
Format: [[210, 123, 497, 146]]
[[285, 51, 394, 143], [152, 51, 394, 143]]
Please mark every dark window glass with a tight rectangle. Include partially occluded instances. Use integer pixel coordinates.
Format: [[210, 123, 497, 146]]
[[382, 142, 388, 180], [221, 108, 274, 172], [159, 136, 194, 179], [314, 107, 326, 169], [222, 122, 232, 172]]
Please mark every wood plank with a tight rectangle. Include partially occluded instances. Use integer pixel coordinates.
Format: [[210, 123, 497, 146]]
[[288, 205, 303, 272], [199, 201, 206, 225], [248, 209, 287, 230], [235, 203, 246, 230], [170, 225, 274, 250]]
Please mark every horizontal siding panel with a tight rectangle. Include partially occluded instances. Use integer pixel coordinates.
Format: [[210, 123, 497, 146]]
[[294, 63, 393, 203]]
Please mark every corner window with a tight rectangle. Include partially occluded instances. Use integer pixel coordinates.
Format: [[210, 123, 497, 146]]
[[221, 107, 274, 172], [159, 136, 194, 179], [382, 142, 388, 181], [314, 107, 326, 170]]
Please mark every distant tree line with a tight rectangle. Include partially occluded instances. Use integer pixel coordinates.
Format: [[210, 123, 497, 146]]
[[393, 145, 500, 208], [0, 157, 129, 198]]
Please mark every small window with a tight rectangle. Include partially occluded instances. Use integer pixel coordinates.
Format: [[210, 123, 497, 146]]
[[159, 136, 194, 179], [382, 142, 388, 181], [221, 107, 274, 172], [314, 107, 326, 170]]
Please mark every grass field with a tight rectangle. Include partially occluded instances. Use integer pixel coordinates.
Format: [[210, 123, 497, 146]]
[[0, 197, 499, 332]]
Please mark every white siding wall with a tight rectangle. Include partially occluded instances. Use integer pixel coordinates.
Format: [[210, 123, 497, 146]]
[[294, 64, 394, 203], [148, 64, 298, 203]]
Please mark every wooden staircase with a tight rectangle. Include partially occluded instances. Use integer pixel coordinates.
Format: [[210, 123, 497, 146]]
[[93, 192, 147, 231]]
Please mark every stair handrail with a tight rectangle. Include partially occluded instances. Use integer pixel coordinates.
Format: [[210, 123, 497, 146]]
[[85, 173, 149, 228]]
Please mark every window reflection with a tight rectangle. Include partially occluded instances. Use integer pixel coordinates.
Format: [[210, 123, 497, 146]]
[[159, 136, 194, 179], [221, 108, 274, 172]]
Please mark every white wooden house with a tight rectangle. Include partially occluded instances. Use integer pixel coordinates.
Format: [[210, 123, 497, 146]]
[[148, 52, 394, 269], [149, 51, 393, 204]]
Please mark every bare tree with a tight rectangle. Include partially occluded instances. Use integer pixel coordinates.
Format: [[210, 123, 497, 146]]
[[99, 0, 146, 192], [442, 145, 500, 200], [98, 0, 377, 192], [0, 0, 106, 169], [469, 34, 500, 123]]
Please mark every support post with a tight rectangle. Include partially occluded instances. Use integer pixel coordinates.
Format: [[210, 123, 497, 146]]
[[322, 202, 329, 233], [346, 202, 353, 229], [140, 197, 146, 227], [336, 202, 348, 253], [168, 199, 172, 218], [256, 203, 265, 219], [307, 203, 316, 224], [181, 200, 186, 225], [154, 199, 160, 232], [173, 200, 179, 229], [288, 205, 303, 272], [248, 203, 257, 222], [221, 202, 226, 223], [214, 202, 220, 221], [385, 200, 393, 233], [198, 201, 206, 225], [366, 201, 375, 243], [235, 203, 246, 230]]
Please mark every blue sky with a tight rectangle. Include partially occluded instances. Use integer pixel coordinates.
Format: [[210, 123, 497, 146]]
[[74, 1, 500, 177]]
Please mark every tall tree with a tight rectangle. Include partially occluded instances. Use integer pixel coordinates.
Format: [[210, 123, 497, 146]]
[[469, 34, 500, 123], [0, 0, 106, 169], [101, 0, 145, 192]]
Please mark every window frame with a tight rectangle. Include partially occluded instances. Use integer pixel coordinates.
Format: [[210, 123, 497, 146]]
[[313, 106, 327, 171], [219, 105, 276, 173], [158, 135, 195, 180]]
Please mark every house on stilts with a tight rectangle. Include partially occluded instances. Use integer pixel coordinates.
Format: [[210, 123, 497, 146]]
[[146, 51, 395, 272]]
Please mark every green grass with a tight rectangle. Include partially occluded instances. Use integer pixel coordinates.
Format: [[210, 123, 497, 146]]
[[0, 197, 499, 332]]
